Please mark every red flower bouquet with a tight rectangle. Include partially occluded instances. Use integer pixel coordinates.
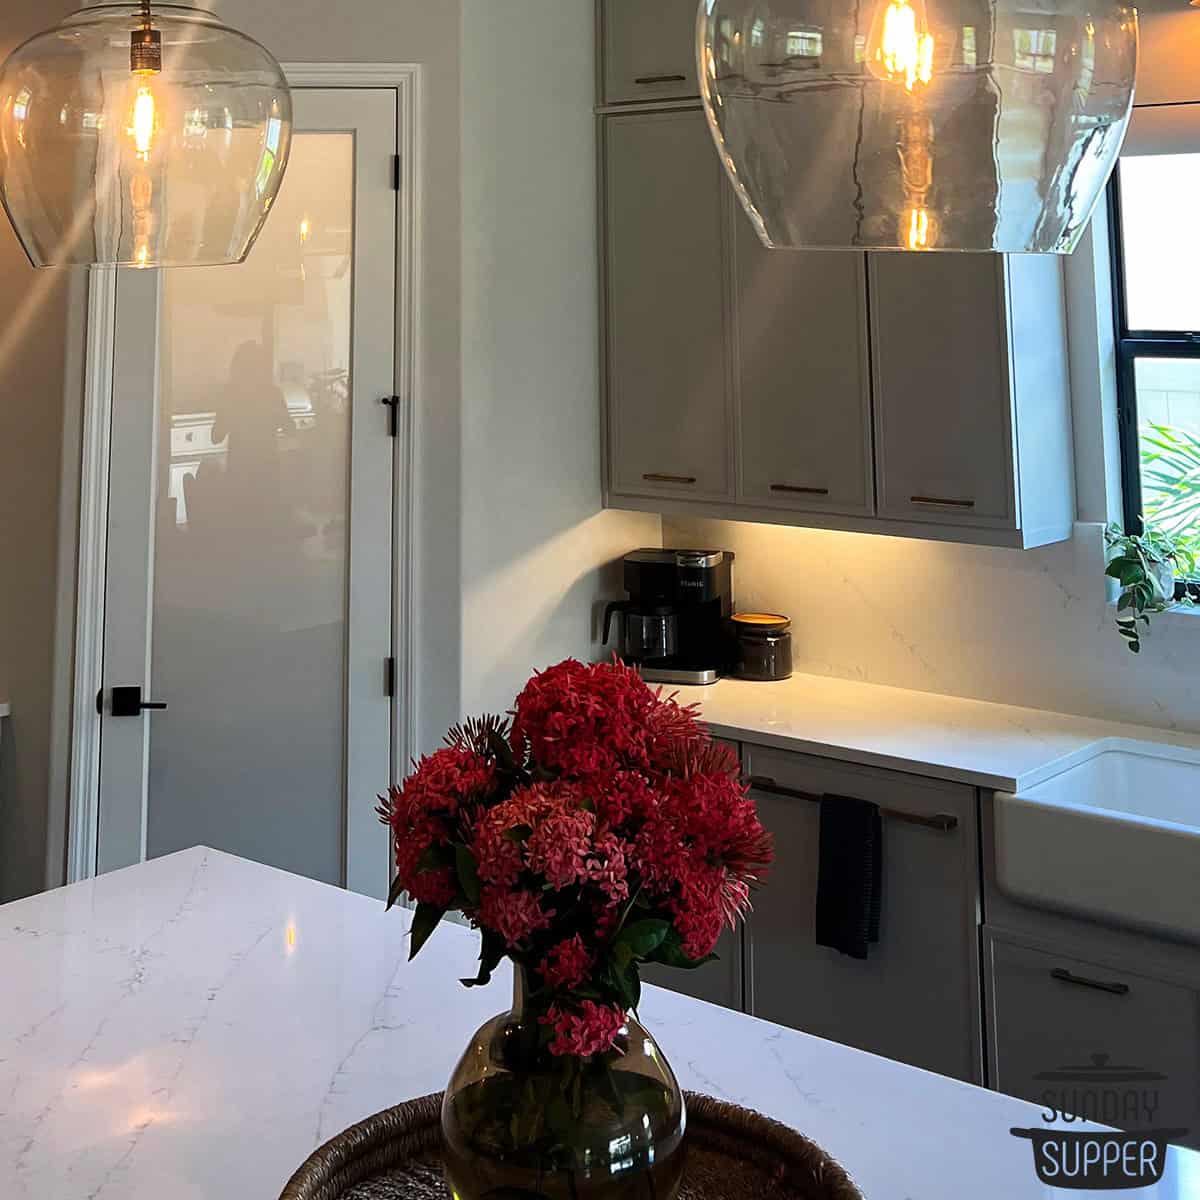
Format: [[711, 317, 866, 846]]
[[379, 658, 772, 1060]]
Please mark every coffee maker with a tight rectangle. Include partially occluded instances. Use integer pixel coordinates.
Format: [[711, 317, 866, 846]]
[[603, 549, 735, 685]]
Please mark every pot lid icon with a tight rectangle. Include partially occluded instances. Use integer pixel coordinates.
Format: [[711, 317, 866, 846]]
[[1035, 1053, 1167, 1084]]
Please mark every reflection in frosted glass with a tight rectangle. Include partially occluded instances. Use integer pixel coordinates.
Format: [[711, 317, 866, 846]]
[[1120, 154, 1200, 333], [147, 133, 354, 885]]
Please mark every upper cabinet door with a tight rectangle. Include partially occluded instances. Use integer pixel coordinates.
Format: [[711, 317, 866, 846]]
[[600, 0, 700, 105], [603, 110, 733, 501], [734, 222, 874, 516], [870, 254, 1017, 528]]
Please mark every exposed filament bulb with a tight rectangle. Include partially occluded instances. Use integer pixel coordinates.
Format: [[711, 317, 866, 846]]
[[868, 0, 935, 91], [130, 84, 157, 161]]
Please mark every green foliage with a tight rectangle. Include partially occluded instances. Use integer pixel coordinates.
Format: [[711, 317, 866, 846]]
[[1140, 423, 1200, 566], [408, 901, 446, 961], [1104, 522, 1191, 654]]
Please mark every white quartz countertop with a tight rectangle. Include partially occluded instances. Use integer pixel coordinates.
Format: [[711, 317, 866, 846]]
[[672, 673, 1200, 792], [3, 847, 1196, 1199]]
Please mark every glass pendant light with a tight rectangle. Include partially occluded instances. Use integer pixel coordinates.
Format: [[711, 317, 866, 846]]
[[698, 0, 1138, 253], [0, 3, 292, 268]]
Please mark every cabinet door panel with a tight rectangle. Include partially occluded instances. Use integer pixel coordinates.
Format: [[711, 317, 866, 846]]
[[735, 227, 873, 514], [988, 934, 1200, 1149], [604, 110, 732, 500], [870, 254, 1016, 527], [601, 0, 700, 105], [744, 747, 981, 1082]]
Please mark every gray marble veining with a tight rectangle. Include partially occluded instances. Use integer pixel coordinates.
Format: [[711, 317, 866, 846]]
[[1, 848, 1196, 1199]]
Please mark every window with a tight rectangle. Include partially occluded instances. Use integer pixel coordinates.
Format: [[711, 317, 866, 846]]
[[960, 26, 977, 69], [1013, 28, 1057, 73], [1110, 113, 1200, 583]]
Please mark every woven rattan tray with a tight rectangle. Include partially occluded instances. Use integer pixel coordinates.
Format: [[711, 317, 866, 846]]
[[279, 1092, 863, 1200]]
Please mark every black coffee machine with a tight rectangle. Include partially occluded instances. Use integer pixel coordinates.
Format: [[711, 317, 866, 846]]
[[603, 549, 735, 685]]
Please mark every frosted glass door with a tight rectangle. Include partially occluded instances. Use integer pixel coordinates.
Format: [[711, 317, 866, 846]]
[[97, 89, 398, 897]]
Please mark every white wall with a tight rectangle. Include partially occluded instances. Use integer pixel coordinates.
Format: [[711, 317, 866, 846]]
[[0, 1, 84, 901], [458, 0, 658, 717], [663, 7, 1200, 735]]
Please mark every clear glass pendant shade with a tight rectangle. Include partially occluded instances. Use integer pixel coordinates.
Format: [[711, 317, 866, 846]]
[[698, 0, 1138, 253], [0, 4, 292, 268]]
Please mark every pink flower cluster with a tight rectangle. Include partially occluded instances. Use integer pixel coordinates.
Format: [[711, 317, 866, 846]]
[[380, 659, 772, 1058]]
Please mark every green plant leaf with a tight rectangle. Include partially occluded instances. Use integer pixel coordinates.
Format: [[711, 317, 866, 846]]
[[386, 873, 406, 912], [461, 928, 506, 987], [455, 844, 481, 906], [614, 918, 670, 960], [487, 727, 518, 772], [408, 901, 445, 961], [646, 926, 719, 970]]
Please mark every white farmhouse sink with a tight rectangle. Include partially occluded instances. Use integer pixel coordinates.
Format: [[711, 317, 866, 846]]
[[994, 739, 1200, 943]]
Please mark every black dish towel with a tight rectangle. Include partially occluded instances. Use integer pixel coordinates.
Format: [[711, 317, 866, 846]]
[[815, 794, 883, 960]]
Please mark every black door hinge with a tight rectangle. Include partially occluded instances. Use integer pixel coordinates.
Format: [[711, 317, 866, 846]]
[[392, 154, 401, 191], [384, 656, 396, 698], [381, 395, 400, 437]]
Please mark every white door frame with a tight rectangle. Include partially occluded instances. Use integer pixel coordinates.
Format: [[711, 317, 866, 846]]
[[67, 63, 422, 890]]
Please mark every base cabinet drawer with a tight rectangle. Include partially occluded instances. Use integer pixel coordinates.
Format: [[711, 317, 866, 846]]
[[987, 932, 1200, 1149], [643, 927, 742, 1012], [743, 747, 982, 1082]]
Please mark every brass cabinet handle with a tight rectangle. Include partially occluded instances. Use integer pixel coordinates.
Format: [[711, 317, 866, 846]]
[[643, 473, 697, 485], [635, 74, 688, 85], [1050, 968, 1130, 997], [746, 776, 959, 833], [910, 495, 976, 509], [770, 484, 830, 496]]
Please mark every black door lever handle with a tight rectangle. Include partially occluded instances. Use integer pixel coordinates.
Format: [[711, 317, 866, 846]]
[[110, 686, 168, 718]]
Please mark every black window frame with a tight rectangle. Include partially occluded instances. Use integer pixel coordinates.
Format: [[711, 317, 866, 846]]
[[1108, 164, 1200, 593]]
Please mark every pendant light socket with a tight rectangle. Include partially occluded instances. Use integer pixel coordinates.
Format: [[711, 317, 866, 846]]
[[130, 27, 162, 75]]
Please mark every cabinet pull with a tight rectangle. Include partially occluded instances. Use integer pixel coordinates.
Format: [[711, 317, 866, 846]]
[[746, 775, 959, 833], [1050, 968, 1130, 997], [634, 74, 688, 85], [770, 484, 830, 496], [643, 472, 697, 485], [910, 495, 976, 509]]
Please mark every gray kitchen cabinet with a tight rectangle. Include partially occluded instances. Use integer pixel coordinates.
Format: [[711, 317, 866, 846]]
[[869, 251, 1074, 546], [599, 0, 699, 105], [596, 88, 1076, 547], [733, 217, 875, 516], [985, 930, 1200, 1148], [742, 746, 982, 1083], [602, 109, 734, 502]]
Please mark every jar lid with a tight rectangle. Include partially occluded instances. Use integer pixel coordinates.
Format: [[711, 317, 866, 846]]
[[732, 612, 791, 633]]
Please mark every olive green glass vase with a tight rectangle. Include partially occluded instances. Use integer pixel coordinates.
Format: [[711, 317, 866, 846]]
[[441, 969, 686, 1200]]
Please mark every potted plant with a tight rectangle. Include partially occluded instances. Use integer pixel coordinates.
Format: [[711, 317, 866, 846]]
[[378, 658, 773, 1200], [1104, 524, 1194, 653]]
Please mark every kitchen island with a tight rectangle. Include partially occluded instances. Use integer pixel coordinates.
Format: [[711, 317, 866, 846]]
[[2, 848, 1195, 1199]]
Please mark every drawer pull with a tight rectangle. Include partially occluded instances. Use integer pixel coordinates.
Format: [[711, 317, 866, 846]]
[[770, 484, 830, 496], [634, 74, 688, 85], [910, 495, 976, 509], [1050, 968, 1130, 997], [746, 775, 959, 833], [643, 472, 697, 485]]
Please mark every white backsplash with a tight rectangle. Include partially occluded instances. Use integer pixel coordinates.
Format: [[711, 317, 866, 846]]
[[664, 517, 1200, 733]]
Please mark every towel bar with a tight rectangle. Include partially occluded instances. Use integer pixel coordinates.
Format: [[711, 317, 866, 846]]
[[746, 776, 959, 834]]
